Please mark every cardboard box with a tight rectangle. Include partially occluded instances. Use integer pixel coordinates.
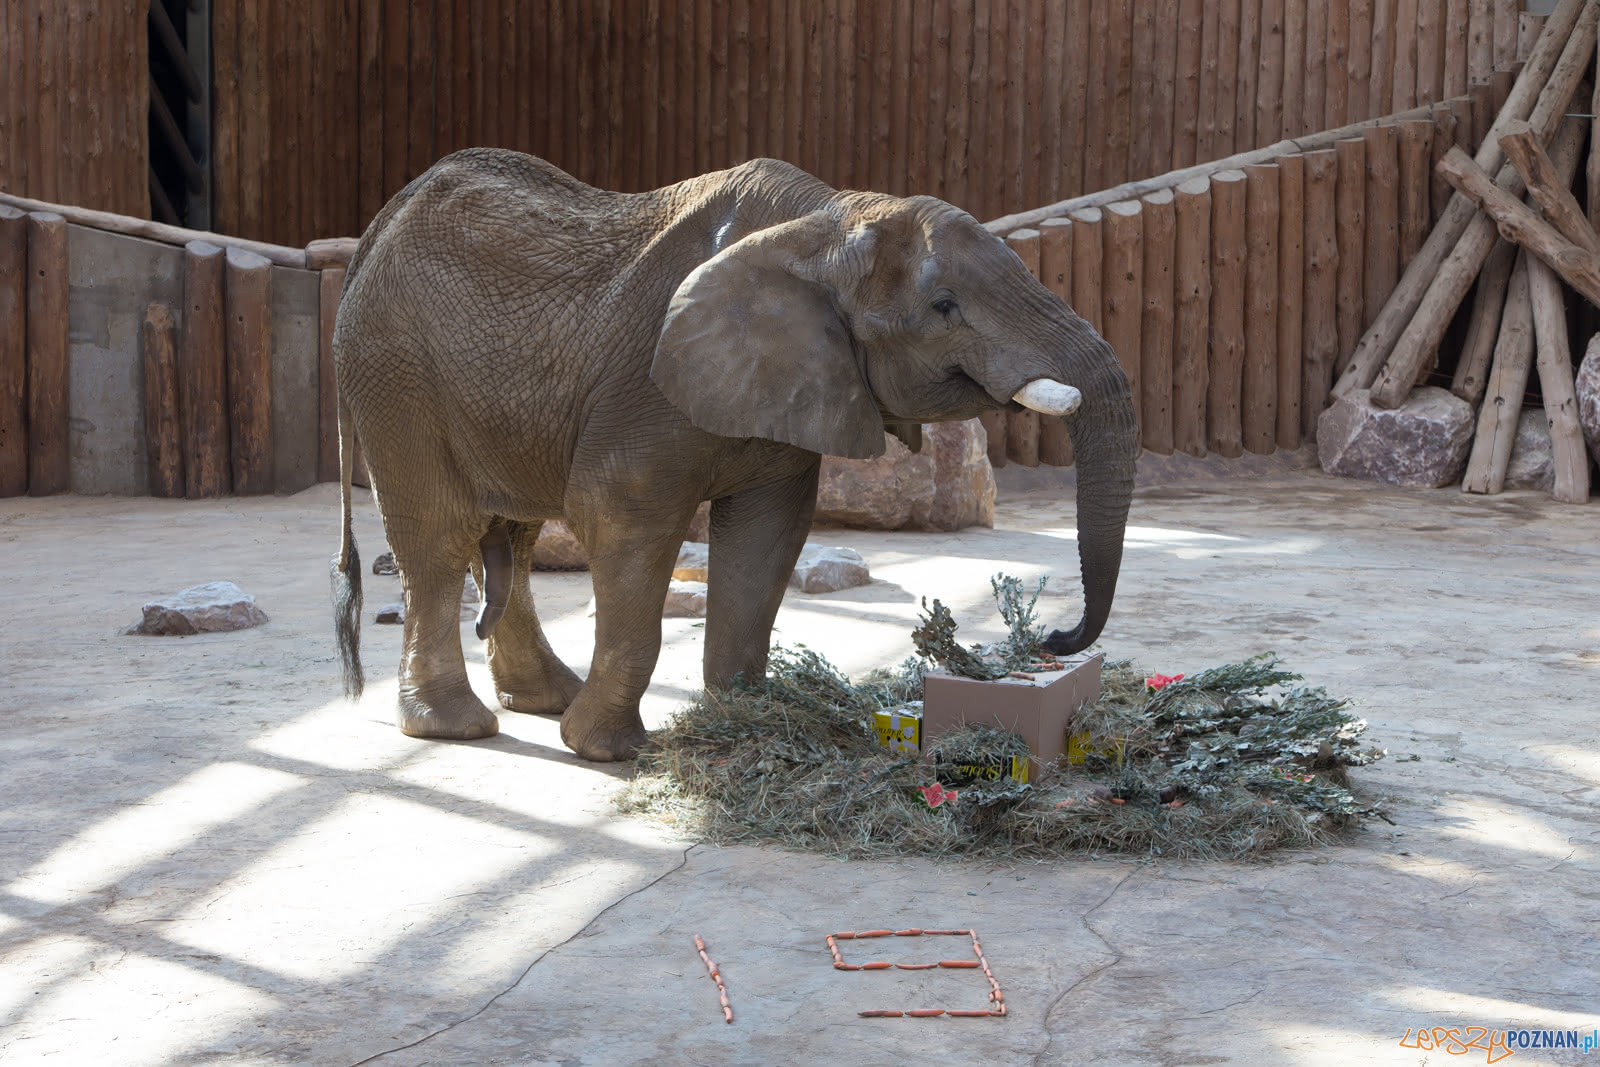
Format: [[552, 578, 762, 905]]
[[872, 703, 923, 755], [921, 651, 1105, 772]]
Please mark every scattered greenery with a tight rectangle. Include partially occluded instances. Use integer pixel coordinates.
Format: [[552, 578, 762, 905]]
[[616, 642, 1387, 862], [910, 573, 1053, 680]]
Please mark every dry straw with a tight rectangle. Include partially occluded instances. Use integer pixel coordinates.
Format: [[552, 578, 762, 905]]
[[617, 647, 1385, 863]]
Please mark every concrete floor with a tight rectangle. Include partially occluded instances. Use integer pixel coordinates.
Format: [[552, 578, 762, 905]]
[[1, 460, 1596, 1066]]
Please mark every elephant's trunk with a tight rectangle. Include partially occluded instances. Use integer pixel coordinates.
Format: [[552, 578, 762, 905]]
[[1041, 331, 1138, 655]]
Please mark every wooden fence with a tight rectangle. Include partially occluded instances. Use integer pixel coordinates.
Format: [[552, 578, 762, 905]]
[[0, 1, 149, 218], [978, 74, 1523, 467], [208, 0, 1536, 247]]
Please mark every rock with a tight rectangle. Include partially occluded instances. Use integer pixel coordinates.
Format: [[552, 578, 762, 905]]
[[1577, 337, 1600, 467], [376, 602, 404, 624], [1316, 386, 1475, 488], [674, 542, 710, 582], [372, 551, 398, 575], [815, 420, 994, 531], [923, 419, 996, 531], [531, 521, 588, 571], [789, 545, 871, 593], [1504, 409, 1555, 491], [131, 581, 268, 635], [663, 580, 707, 618]]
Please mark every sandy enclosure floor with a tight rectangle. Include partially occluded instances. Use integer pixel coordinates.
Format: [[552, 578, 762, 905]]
[[1, 467, 1597, 1066]]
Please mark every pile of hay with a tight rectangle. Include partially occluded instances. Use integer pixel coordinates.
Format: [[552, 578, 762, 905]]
[[616, 647, 1386, 862]]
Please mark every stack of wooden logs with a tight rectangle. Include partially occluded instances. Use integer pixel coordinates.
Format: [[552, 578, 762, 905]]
[[1332, 0, 1600, 503]]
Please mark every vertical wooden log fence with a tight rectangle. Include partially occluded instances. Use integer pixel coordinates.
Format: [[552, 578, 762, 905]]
[[0, 206, 25, 497], [1101, 201, 1144, 442], [1004, 227, 1042, 466], [1302, 149, 1341, 432], [1208, 169, 1247, 459], [1333, 137, 1367, 376], [1038, 216, 1075, 466], [141, 303, 185, 498], [225, 247, 274, 496], [1527, 257, 1589, 504], [182, 241, 230, 497], [26, 211, 69, 496], [1242, 164, 1280, 455], [1275, 155, 1305, 450], [1396, 120, 1433, 272], [1362, 125, 1400, 336], [1139, 188, 1176, 456], [1173, 176, 1212, 456]]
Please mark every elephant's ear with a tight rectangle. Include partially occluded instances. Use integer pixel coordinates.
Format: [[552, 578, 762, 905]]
[[651, 211, 886, 459]]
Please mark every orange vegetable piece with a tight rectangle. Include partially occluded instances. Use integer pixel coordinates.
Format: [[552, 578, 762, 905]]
[[858, 1010, 903, 1018], [939, 960, 981, 968], [906, 1008, 945, 1017]]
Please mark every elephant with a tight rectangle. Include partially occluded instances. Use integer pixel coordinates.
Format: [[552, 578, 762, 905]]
[[330, 148, 1137, 762]]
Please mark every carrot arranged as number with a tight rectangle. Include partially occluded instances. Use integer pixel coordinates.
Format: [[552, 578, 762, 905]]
[[858, 1009, 903, 1017], [947, 1009, 994, 1017], [694, 935, 733, 1024], [861, 961, 893, 970], [906, 1008, 945, 1017], [895, 962, 937, 970], [855, 929, 893, 938], [939, 960, 981, 968], [894, 928, 923, 936], [832, 931, 856, 939], [922, 928, 970, 935]]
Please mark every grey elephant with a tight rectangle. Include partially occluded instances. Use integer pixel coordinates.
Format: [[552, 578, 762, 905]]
[[330, 149, 1136, 762]]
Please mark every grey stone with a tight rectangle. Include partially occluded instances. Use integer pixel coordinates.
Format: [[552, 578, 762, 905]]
[[531, 521, 589, 571], [815, 420, 994, 531], [789, 545, 871, 593], [673, 542, 709, 583], [663, 580, 707, 618], [372, 551, 398, 575], [131, 581, 268, 635], [1577, 336, 1600, 468], [1505, 409, 1555, 492], [923, 419, 997, 531], [376, 602, 404, 625], [1316, 386, 1475, 488]]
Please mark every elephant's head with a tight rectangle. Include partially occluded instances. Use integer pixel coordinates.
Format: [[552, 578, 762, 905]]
[[652, 195, 1138, 654]]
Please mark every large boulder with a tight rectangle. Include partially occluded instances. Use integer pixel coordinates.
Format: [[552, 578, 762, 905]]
[[531, 504, 712, 571], [1316, 386, 1475, 488], [814, 419, 995, 530], [663, 580, 707, 618], [789, 545, 871, 593], [1505, 409, 1555, 492], [1577, 336, 1600, 468], [131, 581, 268, 635]]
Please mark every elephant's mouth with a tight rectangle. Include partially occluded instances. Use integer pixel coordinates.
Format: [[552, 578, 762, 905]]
[[875, 368, 999, 424]]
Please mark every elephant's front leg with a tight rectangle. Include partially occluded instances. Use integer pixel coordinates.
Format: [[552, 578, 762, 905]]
[[558, 500, 700, 761], [703, 462, 821, 689]]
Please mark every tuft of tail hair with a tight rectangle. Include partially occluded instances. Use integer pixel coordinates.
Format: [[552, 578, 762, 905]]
[[330, 388, 365, 699]]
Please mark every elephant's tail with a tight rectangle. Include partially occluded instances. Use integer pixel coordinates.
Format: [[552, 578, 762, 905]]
[[330, 389, 364, 700]]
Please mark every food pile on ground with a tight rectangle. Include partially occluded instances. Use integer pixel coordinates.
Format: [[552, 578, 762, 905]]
[[617, 576, 1387, 861]]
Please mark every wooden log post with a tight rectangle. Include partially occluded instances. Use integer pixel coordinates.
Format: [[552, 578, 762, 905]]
[[1276, 155, 1305, 450], [1461, 253, 1535, 494], [1140, 188, 1177, 455], [1418, 0, 1444, 107], [141, 303, 184, 498], [181, 241, 229, 497], [225, 247, 274, 495], [1518, 13, 1548, 63], [1208, 170, 1247, 458], [1445, 0, 1469, 98], [1394, 0, 1419, 113], [1101, 201, 1144, 444], [1282, 0, 1305, 138], [1362, 126, 1400, 332], [1038, 217, 1075, 466], [26, 212, 70, 496], [1434, 145, 1600, 309], [1242, 164, 1280, 455], [318, 267, 346, 484], [1469, 0, 1494, 86], [1396, 120, 1434, 271], [1527, 257, 1590, 502], [1333, 137, 1367, 377], [1305, 0, 1329, 135], [1370, 0, 1396, 120], [0, 206, 25, 497], [1494, 0, 1520, 70], [1301, 150, 1340, 436], [1451, 239, 1518, 404], [1173, 176, 1212, 456], [1334, 0, 1598, 402], [1429, 104, 1459, 225], [1004, 228, 1042, 466], [1498, 120, 1600, 253]]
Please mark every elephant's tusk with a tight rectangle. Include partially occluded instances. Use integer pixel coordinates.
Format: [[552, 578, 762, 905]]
[[1012, 379, 1083, 416]]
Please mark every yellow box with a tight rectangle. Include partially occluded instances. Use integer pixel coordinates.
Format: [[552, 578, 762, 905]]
[[873, 704, 922, 755], [935, 755, 1031, 786]]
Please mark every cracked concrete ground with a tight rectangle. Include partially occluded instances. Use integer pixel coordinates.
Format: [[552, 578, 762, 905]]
[[1, 458, 1596, 1066]]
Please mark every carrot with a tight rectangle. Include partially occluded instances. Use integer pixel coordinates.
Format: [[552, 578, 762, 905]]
[[923, 928, 969, 935], [858, 1010, 903, 1018], [895, 962, 938, 970], [833, 931, 856, 939], [834, 962, 862, 970], [862, 961, 893, 970], [856, 929, 893, 938], [939, 960, 981, 968], [894, 928, 923, 936], [906, 1008, 945, 1017], [694, 935, 733, 1024], [946, 1009, 994, 1017]]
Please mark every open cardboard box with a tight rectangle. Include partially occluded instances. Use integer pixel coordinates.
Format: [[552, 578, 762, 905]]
[[921, 651, 1105, 774]]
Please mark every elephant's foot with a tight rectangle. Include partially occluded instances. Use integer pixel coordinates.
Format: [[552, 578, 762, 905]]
[[559, 700, 648, 762], [397, 680, 500, 740], [494, 672, 584, 717]]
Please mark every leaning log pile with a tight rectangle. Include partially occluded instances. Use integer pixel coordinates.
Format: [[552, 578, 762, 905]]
[[1320, 0, 1600, 502]]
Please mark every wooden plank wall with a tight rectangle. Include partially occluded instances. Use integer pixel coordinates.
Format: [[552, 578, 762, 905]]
[[209, 0, 1530, 247], [0, 1, 149, 217]]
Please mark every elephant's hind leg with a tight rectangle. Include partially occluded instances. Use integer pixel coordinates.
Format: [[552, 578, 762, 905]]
[[475, 520, 585, 716]]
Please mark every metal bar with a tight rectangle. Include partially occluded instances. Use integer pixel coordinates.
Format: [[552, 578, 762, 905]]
[[149, 0, 203, 103], [149, 73, 204, 194]]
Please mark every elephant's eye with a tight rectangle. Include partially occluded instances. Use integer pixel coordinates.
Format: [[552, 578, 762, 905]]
[[932, 298, 957, 316]]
